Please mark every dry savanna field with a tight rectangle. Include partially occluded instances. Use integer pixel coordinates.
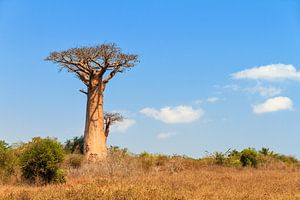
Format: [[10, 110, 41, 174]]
[[2, 167, 300, 200], [1, 147, 300, 200]]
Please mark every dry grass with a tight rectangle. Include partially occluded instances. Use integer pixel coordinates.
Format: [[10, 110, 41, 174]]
[[1, 167, 300, 200], [1, 153, 300, 200]]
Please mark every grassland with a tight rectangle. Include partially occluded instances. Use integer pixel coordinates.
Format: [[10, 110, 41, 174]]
[[1, 150, 300, 200]]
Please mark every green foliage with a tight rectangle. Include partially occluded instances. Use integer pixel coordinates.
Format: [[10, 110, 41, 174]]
[[109, 146, 129, 157], [228, 149, 240, 157], [52, 169, 66, 183], [204, 149, 237, 166], [240, 148, 258, 167], [204, 147, 298, 168], [0, 140, 16, 182], [65, 136, 84, 154], [227, 149, 241, 166], [0, 140, 9, 150], [257, 147, 299, 165], [139, 151, 151, 158], [213, 152, 227, 165], [259, 147, 273, 156], [273, 154, 299, 164], [19, 137, 65, 184], [137, 152, 171, 171]]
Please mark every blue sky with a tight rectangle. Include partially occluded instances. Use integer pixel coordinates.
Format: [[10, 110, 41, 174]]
[[1, 0, 300, 158]]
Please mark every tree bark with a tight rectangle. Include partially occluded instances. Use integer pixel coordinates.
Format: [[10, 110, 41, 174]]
[[83, 78, 107, 161]]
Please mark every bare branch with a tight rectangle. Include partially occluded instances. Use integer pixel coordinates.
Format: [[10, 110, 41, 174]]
[[105, 112, 123, 124], [102, 67, 122, 84], [104, 112, 124, 137], [89, 59, 104, 69], [79, 89, 88, 95], [46, 43, 139, 90], [103, 53, 139, 84]]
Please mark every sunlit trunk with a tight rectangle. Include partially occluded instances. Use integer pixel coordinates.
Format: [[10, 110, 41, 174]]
[[83, 79, 107, 161]]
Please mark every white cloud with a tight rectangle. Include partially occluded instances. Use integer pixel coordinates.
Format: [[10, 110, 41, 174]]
[[156, 132, 176, 140], [245, 84, 282, 97], [253, 96, 293, 114], [232, 64, 300, 81], [207, 97, 220, 103], [111, 119, 136, 133], [140, 105, 203, 124]]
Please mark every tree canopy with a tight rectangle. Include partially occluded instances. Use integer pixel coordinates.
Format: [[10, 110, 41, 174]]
[[45, 43, 139, 89]]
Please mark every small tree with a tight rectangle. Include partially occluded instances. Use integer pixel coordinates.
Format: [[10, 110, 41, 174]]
[[0, 140, 16, 182], [259, 147, 273, 156], [65, 136, 84, 154], [46, 43, 139, 161], [19, 138, 65, 184], [240, 148, 258, 167], [104, 112, 123, 142]]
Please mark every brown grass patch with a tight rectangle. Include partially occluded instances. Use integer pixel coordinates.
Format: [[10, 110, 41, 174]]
[[1, 150, 300, 200], [1, 165, 300, 200]]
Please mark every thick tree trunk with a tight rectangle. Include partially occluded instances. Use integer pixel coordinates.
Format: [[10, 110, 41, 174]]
[[83, 80, 107, 161]]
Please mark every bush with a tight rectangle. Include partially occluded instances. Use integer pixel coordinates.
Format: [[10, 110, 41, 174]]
[[259, 147, 273, 156], [137, 152, 171, 171], [240, 148, 258, 167], [0, 140, 16, 182], [109, 146, 129, 157], [203, 149, 233, 166], [273, 154, 299, 165], [213, 152, 227, 165], [19, 137, 65, 184], [65, 136, 84, 154], [52, 169, 65, 183], [227, 149, 241, 166], [0, 140, 9, 150]]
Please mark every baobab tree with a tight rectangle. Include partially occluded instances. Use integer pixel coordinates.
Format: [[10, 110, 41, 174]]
[[64, 112, 122, 154], [46, 43, 139, 160], [104, 112, 123, 143]]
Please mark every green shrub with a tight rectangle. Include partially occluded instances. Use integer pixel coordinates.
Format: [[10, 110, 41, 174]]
[[226, 149, 241, 166], [273, 154, 299, 164], [0, 140, 16, 182], [0, 140, 9, 150], [240, 148, 258, 167], [139, 151, 151, 158], [203, 149, 233, 166], [259, 147, 273, 156], [228, 149, 240, 157], [137, 152, 170, 170], [213, 152, 227, 165], [19, 137, 65, 184], [52, 169, 65, 183], [65, 136, 84, 154], [109, 146, 129, 157]]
